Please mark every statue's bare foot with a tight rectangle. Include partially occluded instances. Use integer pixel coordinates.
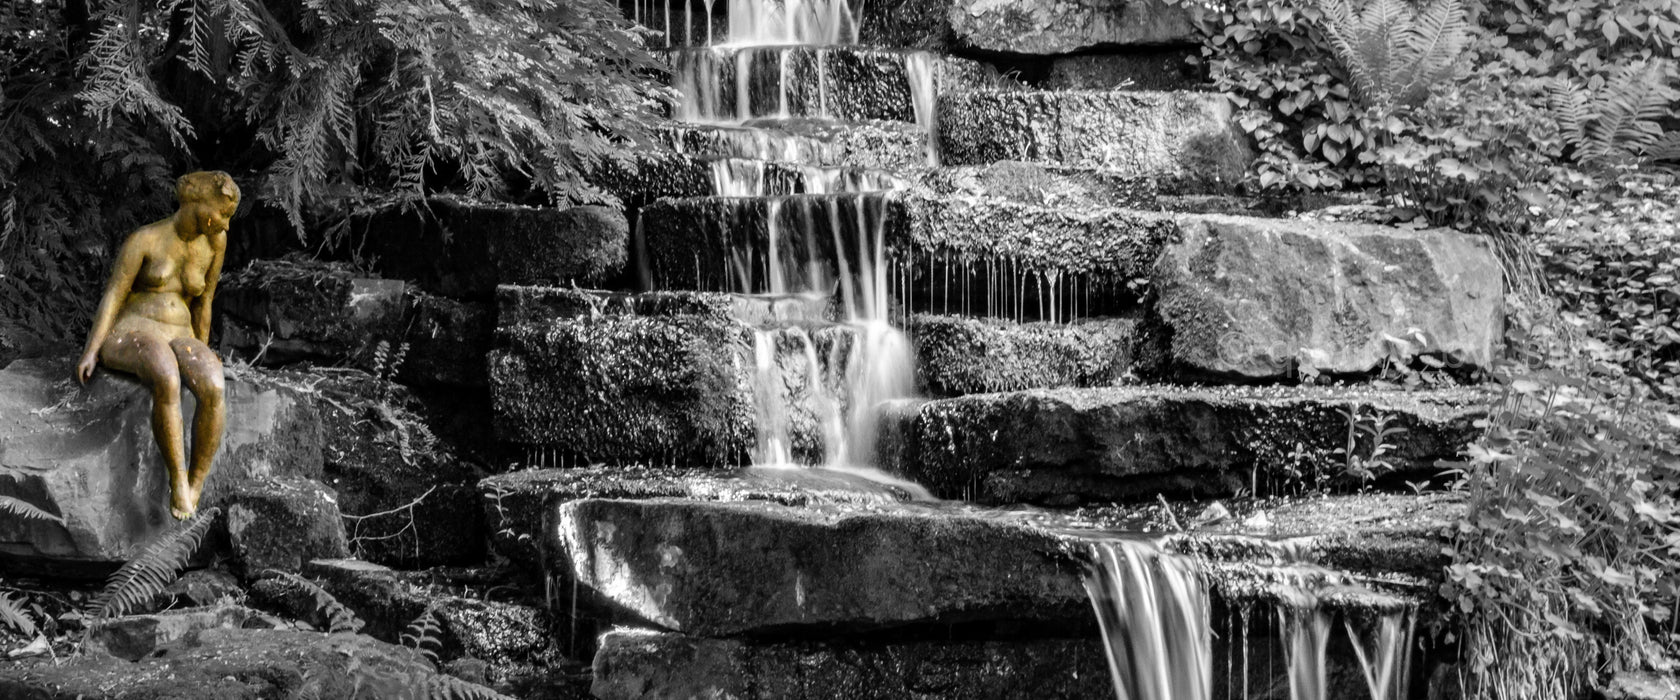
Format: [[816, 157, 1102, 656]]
[[170, 495, 195, 521]]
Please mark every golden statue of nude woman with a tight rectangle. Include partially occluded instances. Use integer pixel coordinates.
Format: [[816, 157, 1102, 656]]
[[75, 171, 238, 520]]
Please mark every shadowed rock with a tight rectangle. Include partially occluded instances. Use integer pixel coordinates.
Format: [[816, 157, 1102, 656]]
[[0, 358, 321, 573], [349, 195, 627, 299], [225, 476, 350, 575], [1045, 50, 1203, 90], [1148, 215, 1504, 380], [948, 0, 1194, 53], [939, 90, 1252, 191], [878, 385, 1489, 504], [215, 258, 406, 367], [667, 46, 994, 124]]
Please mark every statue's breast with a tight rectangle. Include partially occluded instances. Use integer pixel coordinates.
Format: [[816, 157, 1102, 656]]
[[180, 240, 213, 297], [138, 254, 176, 291]]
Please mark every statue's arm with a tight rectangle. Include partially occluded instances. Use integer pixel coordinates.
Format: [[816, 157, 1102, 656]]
[[192, 233, 226, 344], [76, 236, 146, 383]]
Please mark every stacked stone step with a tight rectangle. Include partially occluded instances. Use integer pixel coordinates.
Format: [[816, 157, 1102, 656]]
[[473, 0, 1507, 695]]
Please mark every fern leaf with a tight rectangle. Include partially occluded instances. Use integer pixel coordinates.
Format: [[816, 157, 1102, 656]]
[[265, 570, 365, 633], [425, 673, 518, 700], [0, 593, 37, 637], [0, 495, 65, 526], [400, 604, 444, 667], [89, 507, 221, 620]]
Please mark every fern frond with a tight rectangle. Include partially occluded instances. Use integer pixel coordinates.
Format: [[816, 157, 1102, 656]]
[[0, 495, 65, 526], [265, 570, 365, 633], [424, 673, 518, 700], [89, 507, 221, 620], [0, 593, 37, 637], [400, 604, 444, 667]]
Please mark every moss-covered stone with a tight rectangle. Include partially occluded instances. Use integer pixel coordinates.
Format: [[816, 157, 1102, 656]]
[[666, 47, 995, 124], [879, 385, 1489, 504], [639, 192, 1175, 306], [593, 629, 1113, 700], [949, 0, 1194, 53], [912, 161, 1158, 210], [908, 314, 1139, 395], [350, 195, 627, 298], [1147, 214, 1505, 380], [225, 476, 351, 575], [397, 291, 493, 390], [939, 90, 1253, 191]]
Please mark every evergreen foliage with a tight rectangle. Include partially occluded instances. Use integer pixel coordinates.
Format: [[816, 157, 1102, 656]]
[[1, 0, 670, 341], [264, 570, 365, 633], [0, 495, 65, 526]]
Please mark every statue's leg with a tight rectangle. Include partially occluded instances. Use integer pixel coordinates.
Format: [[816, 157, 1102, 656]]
[[100, 331, 192, 519], [170, 337, 225, 512]]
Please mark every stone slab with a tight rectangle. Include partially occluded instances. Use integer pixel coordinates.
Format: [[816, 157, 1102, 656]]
[[225, 476, 350, 574], [1148, 214, 1505, 380], [907, 314, 1139, 395], [215, 258, 407, 367], [480, 465, 915, 562], [551, 495, 1459, 636], [912, 161, 1158, 210], [668, 47, 994, 124], [0, 358, 322, 569], [350, 195, 627, 298], [939, 90, 1252, 191], [878, 385, 1488, 504], [949, 0, 1195, 53]]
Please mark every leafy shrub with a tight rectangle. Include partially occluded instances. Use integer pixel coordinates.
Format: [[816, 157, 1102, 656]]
[[1441, 296, 1680, 697]]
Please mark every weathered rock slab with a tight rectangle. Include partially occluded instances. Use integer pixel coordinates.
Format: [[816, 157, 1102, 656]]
[[939, 90, 1252, 190], [0, 359, 322, 569], [879, 385, 1488, 504], [912, 161, 1157, 210], [907, 314, 1139, 395], [351, 195, 627, 298], [950, 0, 1194, 53], [592, 628, 1112, 700], [1149, 215, 1504, 379], [88, 605, 259, 661], [216, 258, 407, 367], [553, 498, 1089, 635], [481, 465, 913, 562], [667, 46, 993, 124]]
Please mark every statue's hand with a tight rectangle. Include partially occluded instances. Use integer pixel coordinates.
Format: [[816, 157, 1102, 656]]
[[75, 352, 98, 385]]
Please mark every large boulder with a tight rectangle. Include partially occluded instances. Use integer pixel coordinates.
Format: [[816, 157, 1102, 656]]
[[948, 0, 1195, 53], [225, 476, 351, 575], [879, 385, 1488, 504], [0, 359, 321, 573], [939, 90, 1252, 191], [1148, 215, 1505, 380], [350, 195, 628, 299]]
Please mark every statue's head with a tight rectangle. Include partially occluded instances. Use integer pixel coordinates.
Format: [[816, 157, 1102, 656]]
[[176, 171, 240, 236]]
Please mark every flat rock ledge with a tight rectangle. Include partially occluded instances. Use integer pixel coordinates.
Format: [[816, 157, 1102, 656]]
[[878, 385, 1489, 504], [480, 465, 915, 563], [549, 495, 1459, 636], [665, 46, 995, 124]]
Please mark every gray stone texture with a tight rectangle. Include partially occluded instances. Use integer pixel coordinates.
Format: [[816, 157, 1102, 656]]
[[949, 0, 1195, 53], [1148, 215, 1505, 380], [939, 90, 1253, 191], [215, 258, 407, 367], [907, 314, 1140, 395], [225, 475, 351, 574], [0, 358, 321, 569]]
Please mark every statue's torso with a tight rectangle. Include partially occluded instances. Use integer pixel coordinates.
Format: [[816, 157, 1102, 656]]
[[116, 224, 218, 334]]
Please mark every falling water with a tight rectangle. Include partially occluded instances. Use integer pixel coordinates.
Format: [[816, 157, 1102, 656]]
[[1347, 609, 1415, 700], [1085, 539, 1212, 700]]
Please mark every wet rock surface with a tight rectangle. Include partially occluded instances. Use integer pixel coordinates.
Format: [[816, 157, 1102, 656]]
[[908, 314, 1139, 395], [1149, 214, 1505, 380], [664, 46, 994, 123], [912, 161, 1158, 210], [592, 628, 1113, 700], [939, 90, 1252, 190], [0, 358, 322, 572], [879, 385, 1488, 504], [87, 604, 259, 661], [552, 498, 1089, 635], [351, 195, 628, 298]]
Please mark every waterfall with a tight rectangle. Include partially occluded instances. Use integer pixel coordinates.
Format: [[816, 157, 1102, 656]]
[[1085, 539, 1212, 700]]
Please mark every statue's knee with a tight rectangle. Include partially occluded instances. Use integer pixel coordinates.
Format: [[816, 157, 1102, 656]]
[[195, 375, 225, 406], [152, 373, 182, 402]]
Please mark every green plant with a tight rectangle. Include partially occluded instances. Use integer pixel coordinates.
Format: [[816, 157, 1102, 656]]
[[87, 507, 220, 620], [0, 592, 39, 637], [1333, 405, 1408, 484], [1549, 60, 1680, 169], [400, 605, 444, 667], [1440, 295, 1680, 698], [0, 496, 65, 526], [1319, 0, 1470, 119]]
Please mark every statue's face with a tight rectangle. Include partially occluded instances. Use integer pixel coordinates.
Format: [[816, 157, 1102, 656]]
[[197, 199, 238, 236]]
